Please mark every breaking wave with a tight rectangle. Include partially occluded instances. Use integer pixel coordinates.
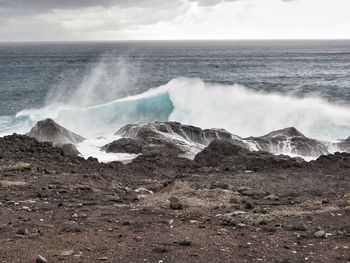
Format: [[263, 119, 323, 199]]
[[1, 77, 350, 142]]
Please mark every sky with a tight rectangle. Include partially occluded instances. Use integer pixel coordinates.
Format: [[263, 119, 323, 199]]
[[0, 0, 350, 41]]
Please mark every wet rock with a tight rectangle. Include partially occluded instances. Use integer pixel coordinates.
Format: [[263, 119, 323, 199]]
[[27, 118, 85, 146], [117, 121, 237, 146], [36, 255, 48, 263], [245, 127, 329, 157], [169, 197, 183, 210], [101, 138, 142, 154]]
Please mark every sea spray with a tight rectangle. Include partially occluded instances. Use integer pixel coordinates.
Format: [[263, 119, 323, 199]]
[[45, 54, 140, 108]]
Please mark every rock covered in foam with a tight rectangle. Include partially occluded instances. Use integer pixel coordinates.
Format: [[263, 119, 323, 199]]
[[27, 119, 85, 146], [194, 139, 305, 171], [245, 127, 329, 157], [110, 124, 186, 155], [116, 121, 239, 145], [112, 122, 248, 156]]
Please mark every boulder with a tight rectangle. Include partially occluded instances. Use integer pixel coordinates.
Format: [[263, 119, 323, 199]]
[[245, 127, 329, 157], [101, 138, 142, 154], [27, 119, 85, 146], [114, 122, 252, 159], [116, 121, 237, 146], [194, 139, 305, 171]]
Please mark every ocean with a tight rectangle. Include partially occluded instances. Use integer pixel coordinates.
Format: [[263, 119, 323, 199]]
[[1, 40, 350, 160]]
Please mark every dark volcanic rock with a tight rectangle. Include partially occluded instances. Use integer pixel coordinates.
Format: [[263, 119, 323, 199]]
[[245, 127, 329, 157], [116, 121, 237, 146], [27, 118, 85, 146], [169, 196, 183, 210], [115, 123, 186, 155], [337, 136, 350, 152], [312, 152, 350, 169], [194, 139, 305, 171], [101, 138, 142, 154], [55, 143, 80, 156], [115, 122, 249, 156]]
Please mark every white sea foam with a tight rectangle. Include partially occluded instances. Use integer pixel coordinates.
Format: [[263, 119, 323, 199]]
[[1, 77, 350, 161], [76, 135, 139, 163]]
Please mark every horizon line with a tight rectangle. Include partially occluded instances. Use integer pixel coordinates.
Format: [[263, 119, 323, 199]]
[[1, 38, 350, 44]]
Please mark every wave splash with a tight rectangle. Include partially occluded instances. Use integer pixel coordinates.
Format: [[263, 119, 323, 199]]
[[1, 77, 350, 143]]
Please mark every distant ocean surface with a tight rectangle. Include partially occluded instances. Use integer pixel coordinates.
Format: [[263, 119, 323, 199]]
[[1, 40, 350, 145]]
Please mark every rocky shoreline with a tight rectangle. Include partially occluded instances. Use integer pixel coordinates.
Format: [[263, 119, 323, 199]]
[[0, 120, 349, 263]]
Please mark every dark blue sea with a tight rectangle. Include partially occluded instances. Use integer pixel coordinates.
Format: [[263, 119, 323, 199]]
[[1, 40, 350, 143]]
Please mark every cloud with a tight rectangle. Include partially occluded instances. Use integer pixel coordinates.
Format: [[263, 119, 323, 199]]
[[2, 0, 348, 41]]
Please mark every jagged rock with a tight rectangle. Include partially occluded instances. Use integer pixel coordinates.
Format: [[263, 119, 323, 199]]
[[101, 138, 142, 154], [27, 119, 85, 146], [194, 139, 305, 171], [116, 121, 237, 145], [245, 127, 329, 157], [115, 122, 249, 157]]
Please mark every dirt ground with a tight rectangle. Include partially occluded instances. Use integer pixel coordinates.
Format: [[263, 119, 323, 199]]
[[0, 135, 349, 263]]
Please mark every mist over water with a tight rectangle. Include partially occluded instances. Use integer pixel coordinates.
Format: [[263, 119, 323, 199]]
[[44, 54, 139, 108]]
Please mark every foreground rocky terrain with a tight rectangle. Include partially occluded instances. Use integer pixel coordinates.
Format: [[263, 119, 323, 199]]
[[0, 120, 349, 263]]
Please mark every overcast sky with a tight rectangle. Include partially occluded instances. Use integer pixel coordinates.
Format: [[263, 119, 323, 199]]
[[0, 0, 350, 41]]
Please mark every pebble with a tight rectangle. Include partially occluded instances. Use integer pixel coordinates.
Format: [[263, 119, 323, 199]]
[[16, 227, 28, 235], [97, 256, 109, 261], [292, 223, 308, 231], [36, 255, 48, 263], [217, 228, 229, 235], [59, 250, 75, 256], [264, 194, 279, 201], [22, 206, 32, 212], [153, 246, 169, 253], [177, 240, 192, 246], [169, 197, 183, 210], [261, 226, 276, 233], [313, 230, 326, 238]]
